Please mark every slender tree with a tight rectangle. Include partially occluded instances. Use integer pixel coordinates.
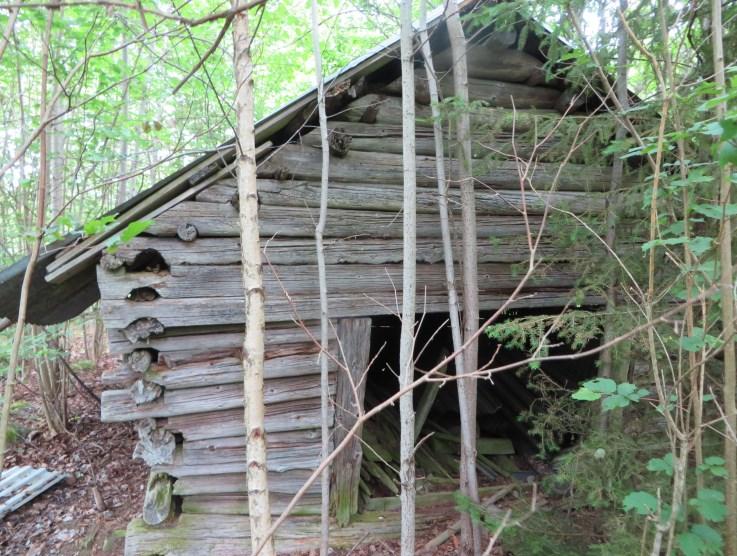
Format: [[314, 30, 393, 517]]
[[444, 1, 481, 552], [399, 0, 417, 553], [711, 0, 737, 550], [232, 1, 275, 554], [309, 0, 331, 553]]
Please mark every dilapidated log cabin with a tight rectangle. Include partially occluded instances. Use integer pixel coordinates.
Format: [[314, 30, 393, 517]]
[[0, 2, 625, 554]]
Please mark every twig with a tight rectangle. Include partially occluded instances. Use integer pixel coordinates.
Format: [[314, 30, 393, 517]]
[[58, 357, 100, 405]]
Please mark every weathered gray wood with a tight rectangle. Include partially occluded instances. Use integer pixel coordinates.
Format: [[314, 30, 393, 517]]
[[259, 143, 613, 192], [254, 179, 605, 215], [114, 236, 585, 268], [181, 493, 322, 516], [102, 349, 154, 386], [332, 318, 372, 527], [101, 374, 335, 422], [145, 353, 333, 390], [133, 419, 176, 466], [122, 317, 164, 343], [433, 45, 546, 85], [195, 181, 238, 203], [383, 69, 559, 108], [172, 470, 320, 496], [164, 398, 326, 441], [98, 263, 578, 302], [147, 202, 562, 239], [99, 253, 125, 272], [128, 379, 163, 405], [142, 472, 173, 526], [337, 94, 559, 131], [328, 127, 352, 157], [100, 289, 601, 330], [176, 222, 198, 242]]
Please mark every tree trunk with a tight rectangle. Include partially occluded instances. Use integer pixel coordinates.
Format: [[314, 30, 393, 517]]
[[232, 2, 275, 554], [117, 45, 130, 206], [711, 0, 737, 551], [399, 1, 416, 554], [309, 1, 331, 553], [444, 2, 481, 553], [0, 5, 54, 472]]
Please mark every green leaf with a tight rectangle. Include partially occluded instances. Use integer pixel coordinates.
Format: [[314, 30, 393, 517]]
[[647, 453, 674, 476], [602, 394, 630, 411], [642, 236, 688, 252], [719, 141, 737, 166], [677, 532, 705, 556], [688, 236, 713, 256], [623, 491, 658, 515], [693, 203, 737, 219], [120, 219, 153, 243], [691, 524, 723, 549], [582, 378, 617, 395], [697, 456, 727, 478], [690, 489, 727, 522], [572, 387, 601, 401]]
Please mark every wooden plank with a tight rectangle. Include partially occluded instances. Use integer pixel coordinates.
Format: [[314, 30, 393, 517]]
[[100, 289, 601, 330], [114, 235, 585, 268], [101, 374, 335, 422], [332, 318, 372, 527], [145, 353, 332, 390], [172, 470, 319, 496], [432, 44, 546, 84], [98, 262, 579, 301], [254, 179, 605, 215], [180, 493, 322, 516], [258, 143, 613, 192], [147, 203, 559, 238], [164, 399, 326, 441]]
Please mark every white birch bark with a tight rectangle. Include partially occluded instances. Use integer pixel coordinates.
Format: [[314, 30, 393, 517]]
[[309, 1, 331, 553], [444, 2, 481, 553], [399, 0, 416, 553], [117, 46, 130, 206], [232, 2, 275, 554]]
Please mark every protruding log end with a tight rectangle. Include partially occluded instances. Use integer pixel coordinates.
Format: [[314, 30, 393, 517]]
[[129, 379, 164, 405], [142, 471, 174, 526], [123, 317, 165, 343], [127, 349, 154, 374], [100, 253, 125, 272], [176, 222, 198, 242], [134, 419, 175, 466], [555, 88, 586, 114], [328, 127, 352, 158]]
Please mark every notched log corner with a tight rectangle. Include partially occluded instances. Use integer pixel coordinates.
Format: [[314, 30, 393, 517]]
[[328, 127, 352, 158], [134, 418, 175, 467], [123, 317, 165, 343], [127, 349, 154, 375], [127, 286, 160, 302], [176, 222, 198, 242], [129, 378, 164, 405], [100, 253, 125, 272], [142, 470, 174, 526]]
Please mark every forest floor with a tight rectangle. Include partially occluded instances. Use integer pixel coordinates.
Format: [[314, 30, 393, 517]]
[[0, 348, 147, 556]]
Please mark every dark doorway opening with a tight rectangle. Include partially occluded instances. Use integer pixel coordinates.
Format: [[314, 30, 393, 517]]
[[359, 309, 600, 501]]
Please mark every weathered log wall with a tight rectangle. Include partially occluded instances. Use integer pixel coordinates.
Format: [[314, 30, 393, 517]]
[[92, 46, 615, 555]]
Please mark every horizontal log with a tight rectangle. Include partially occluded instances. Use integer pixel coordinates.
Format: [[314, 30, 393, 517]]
[[433, 44, 546, 84], [181, 493, 322, 516], [156, 448, 321, 476], [259, 143, 613, 192], [100, 289, 602, 330], [98, 263, 578, 302], [147, 202, 559, 239], [101, 373, 335, 422], [163, 398, 326, 441], [337, 94, 560, 131], [107, 320, 325, 357], [114, 236, 586, 268], [145, 353, 333, 390], [173, 469, 319, 496]]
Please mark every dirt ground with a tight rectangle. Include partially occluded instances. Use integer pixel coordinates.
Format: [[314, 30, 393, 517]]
[[1, 350, 147, 556]]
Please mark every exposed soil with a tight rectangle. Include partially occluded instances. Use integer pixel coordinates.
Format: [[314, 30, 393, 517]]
[[0, 349, 147, 556]]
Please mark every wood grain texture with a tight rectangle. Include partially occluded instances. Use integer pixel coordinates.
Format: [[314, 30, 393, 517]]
[[172, 470, 320, 496], [180, 493, 322, 516]]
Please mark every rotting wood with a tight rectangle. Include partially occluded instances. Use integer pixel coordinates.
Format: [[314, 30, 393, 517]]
[[100, 289, 603, 331], [97, 263, 579, 302], [331, 318, 371, 527], [164, 398, 327, 441], [128, 379, 163, 405], [432, 44, 546, 84], [258, 143, 614, 192], [133, 418, 175, 466], [128, 349, 154, 374], [176, 222, 198, 242], [101, 374, 336, 422], [142, 471, 173, 526], [113, 236, 586, 269], [180, 493, 322, 516], [146, 203, 569, 239], [383, 69, 560, 109], [99, 253, 125, 272], [122, 317, 164, 343], [328, 127, 352, 157], [172, 469, 321, 496]]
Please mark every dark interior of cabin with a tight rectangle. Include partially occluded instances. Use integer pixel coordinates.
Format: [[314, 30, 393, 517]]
[[359, 309, 600, 502]]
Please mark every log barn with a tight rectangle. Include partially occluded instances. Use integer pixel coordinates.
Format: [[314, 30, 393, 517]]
[[0, 2, 623, 553]]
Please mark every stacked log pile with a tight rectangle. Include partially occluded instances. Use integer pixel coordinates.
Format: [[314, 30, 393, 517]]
[[93, 40, 617, 554]]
